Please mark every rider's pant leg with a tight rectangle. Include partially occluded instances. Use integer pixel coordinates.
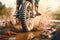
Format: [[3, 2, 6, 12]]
[[16, 0, 23, 10], [35, 0, 40, 4]]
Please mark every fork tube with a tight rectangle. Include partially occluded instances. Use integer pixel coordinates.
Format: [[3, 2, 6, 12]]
[[23, 0, 25, 3], [32, 0, 36, 15]]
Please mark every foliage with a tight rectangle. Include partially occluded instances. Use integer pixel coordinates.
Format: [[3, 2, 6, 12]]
[[53, 12, 60, 20], [0, 2, 12, 16]]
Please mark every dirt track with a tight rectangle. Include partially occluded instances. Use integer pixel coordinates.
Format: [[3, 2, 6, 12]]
[[0, 30, 44, 40]]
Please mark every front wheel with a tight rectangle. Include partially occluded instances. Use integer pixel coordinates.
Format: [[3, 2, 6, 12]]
[[19, 1, 34, 31]]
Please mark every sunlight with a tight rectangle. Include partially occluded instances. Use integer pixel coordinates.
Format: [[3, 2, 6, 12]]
[[0, 0, 60, 11], [39, 0, 60, 11]]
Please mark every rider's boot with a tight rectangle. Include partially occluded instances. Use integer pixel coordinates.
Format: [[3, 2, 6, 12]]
[[36, 10, 41, 16], [14, 4, 20, 17], [35, 4, 41, 16], [14, 10, 19, 17]]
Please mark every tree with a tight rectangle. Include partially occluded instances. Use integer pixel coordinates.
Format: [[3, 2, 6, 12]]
[[0, 2, 7, 16], [0, 2, 13, 20], [0, 2, 12, 16]]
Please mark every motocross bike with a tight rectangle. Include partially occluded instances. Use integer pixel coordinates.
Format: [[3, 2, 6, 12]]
[[15, 0, 41, 32]]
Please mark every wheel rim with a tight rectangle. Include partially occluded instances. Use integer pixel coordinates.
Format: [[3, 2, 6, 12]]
[[25, 2, 34, 31]]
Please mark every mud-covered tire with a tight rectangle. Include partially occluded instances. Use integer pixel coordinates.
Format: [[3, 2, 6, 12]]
[[19, 1, 34, 32]]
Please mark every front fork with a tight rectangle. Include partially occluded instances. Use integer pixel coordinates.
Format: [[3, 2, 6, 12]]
[[32, 0, 36, 17]]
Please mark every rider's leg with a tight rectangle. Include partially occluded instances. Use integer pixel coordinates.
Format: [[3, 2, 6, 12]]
[[35, 0, 41, 16], [16, 0, 23, 10], [15, 0, 23, 17], [16, 4, 20, 14]]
